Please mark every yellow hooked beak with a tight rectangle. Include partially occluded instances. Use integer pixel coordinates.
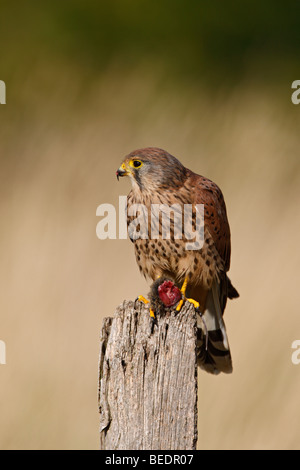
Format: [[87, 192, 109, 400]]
[[116, 162, 129, 180]]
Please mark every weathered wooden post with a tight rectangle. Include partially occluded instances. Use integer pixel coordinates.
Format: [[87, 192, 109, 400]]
[[98, 299, 198, 450]]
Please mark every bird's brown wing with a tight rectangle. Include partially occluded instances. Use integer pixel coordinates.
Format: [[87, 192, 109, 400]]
[[188, 170, 231, 273]]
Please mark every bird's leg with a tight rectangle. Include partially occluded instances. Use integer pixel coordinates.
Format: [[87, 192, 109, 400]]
[[180, 277, 188, 296], [136, 295, 155, 318], [176, 277, 188, 311], [176, 277, 200, 312]]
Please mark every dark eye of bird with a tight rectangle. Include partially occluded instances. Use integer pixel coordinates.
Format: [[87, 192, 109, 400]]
[[133, 160, 142, 168]]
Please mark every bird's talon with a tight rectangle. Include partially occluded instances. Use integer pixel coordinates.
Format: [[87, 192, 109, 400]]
[[176, 298, 184, 312], [176, 296, 200, 312], [137, 295, 149, 304], [136, 295, 155, 318], [150, 308, 156, 319], [186, 298, 200, 310]]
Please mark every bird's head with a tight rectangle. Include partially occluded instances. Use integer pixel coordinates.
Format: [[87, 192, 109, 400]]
[[116, 147, 187, 193]]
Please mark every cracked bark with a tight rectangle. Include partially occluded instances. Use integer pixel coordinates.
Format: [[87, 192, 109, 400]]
[[98, 300, 198, 450]]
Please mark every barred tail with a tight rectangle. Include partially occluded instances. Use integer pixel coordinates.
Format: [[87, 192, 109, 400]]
[[197, 280, 233, 375]]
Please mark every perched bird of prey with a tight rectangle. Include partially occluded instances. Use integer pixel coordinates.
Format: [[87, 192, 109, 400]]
[[116, 147, 239, 374]]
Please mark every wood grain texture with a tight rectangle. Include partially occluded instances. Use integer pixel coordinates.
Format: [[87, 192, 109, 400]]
[[98, 300, 198, 450]]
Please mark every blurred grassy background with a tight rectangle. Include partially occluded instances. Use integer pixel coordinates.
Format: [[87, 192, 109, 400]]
[[0, 1, 300, 450]]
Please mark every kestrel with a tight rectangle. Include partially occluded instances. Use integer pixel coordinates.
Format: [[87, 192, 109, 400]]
[[116, 147, 239, 374]]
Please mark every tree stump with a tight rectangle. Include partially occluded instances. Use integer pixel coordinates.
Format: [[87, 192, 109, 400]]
[[98, 300, 198, 450]]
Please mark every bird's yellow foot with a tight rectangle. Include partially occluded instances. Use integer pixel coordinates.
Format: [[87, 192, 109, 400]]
[[149, 309, 155, 318], [137, 295, 149, 305], [186, 297, 200, 310], [136, 295, 156, 318], [176, 297, 200, 311], [176, 277, 200, 312], [176, 299, 184, 311]]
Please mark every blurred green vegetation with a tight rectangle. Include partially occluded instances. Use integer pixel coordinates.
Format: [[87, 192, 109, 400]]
[[1, 0, 300, 88]]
